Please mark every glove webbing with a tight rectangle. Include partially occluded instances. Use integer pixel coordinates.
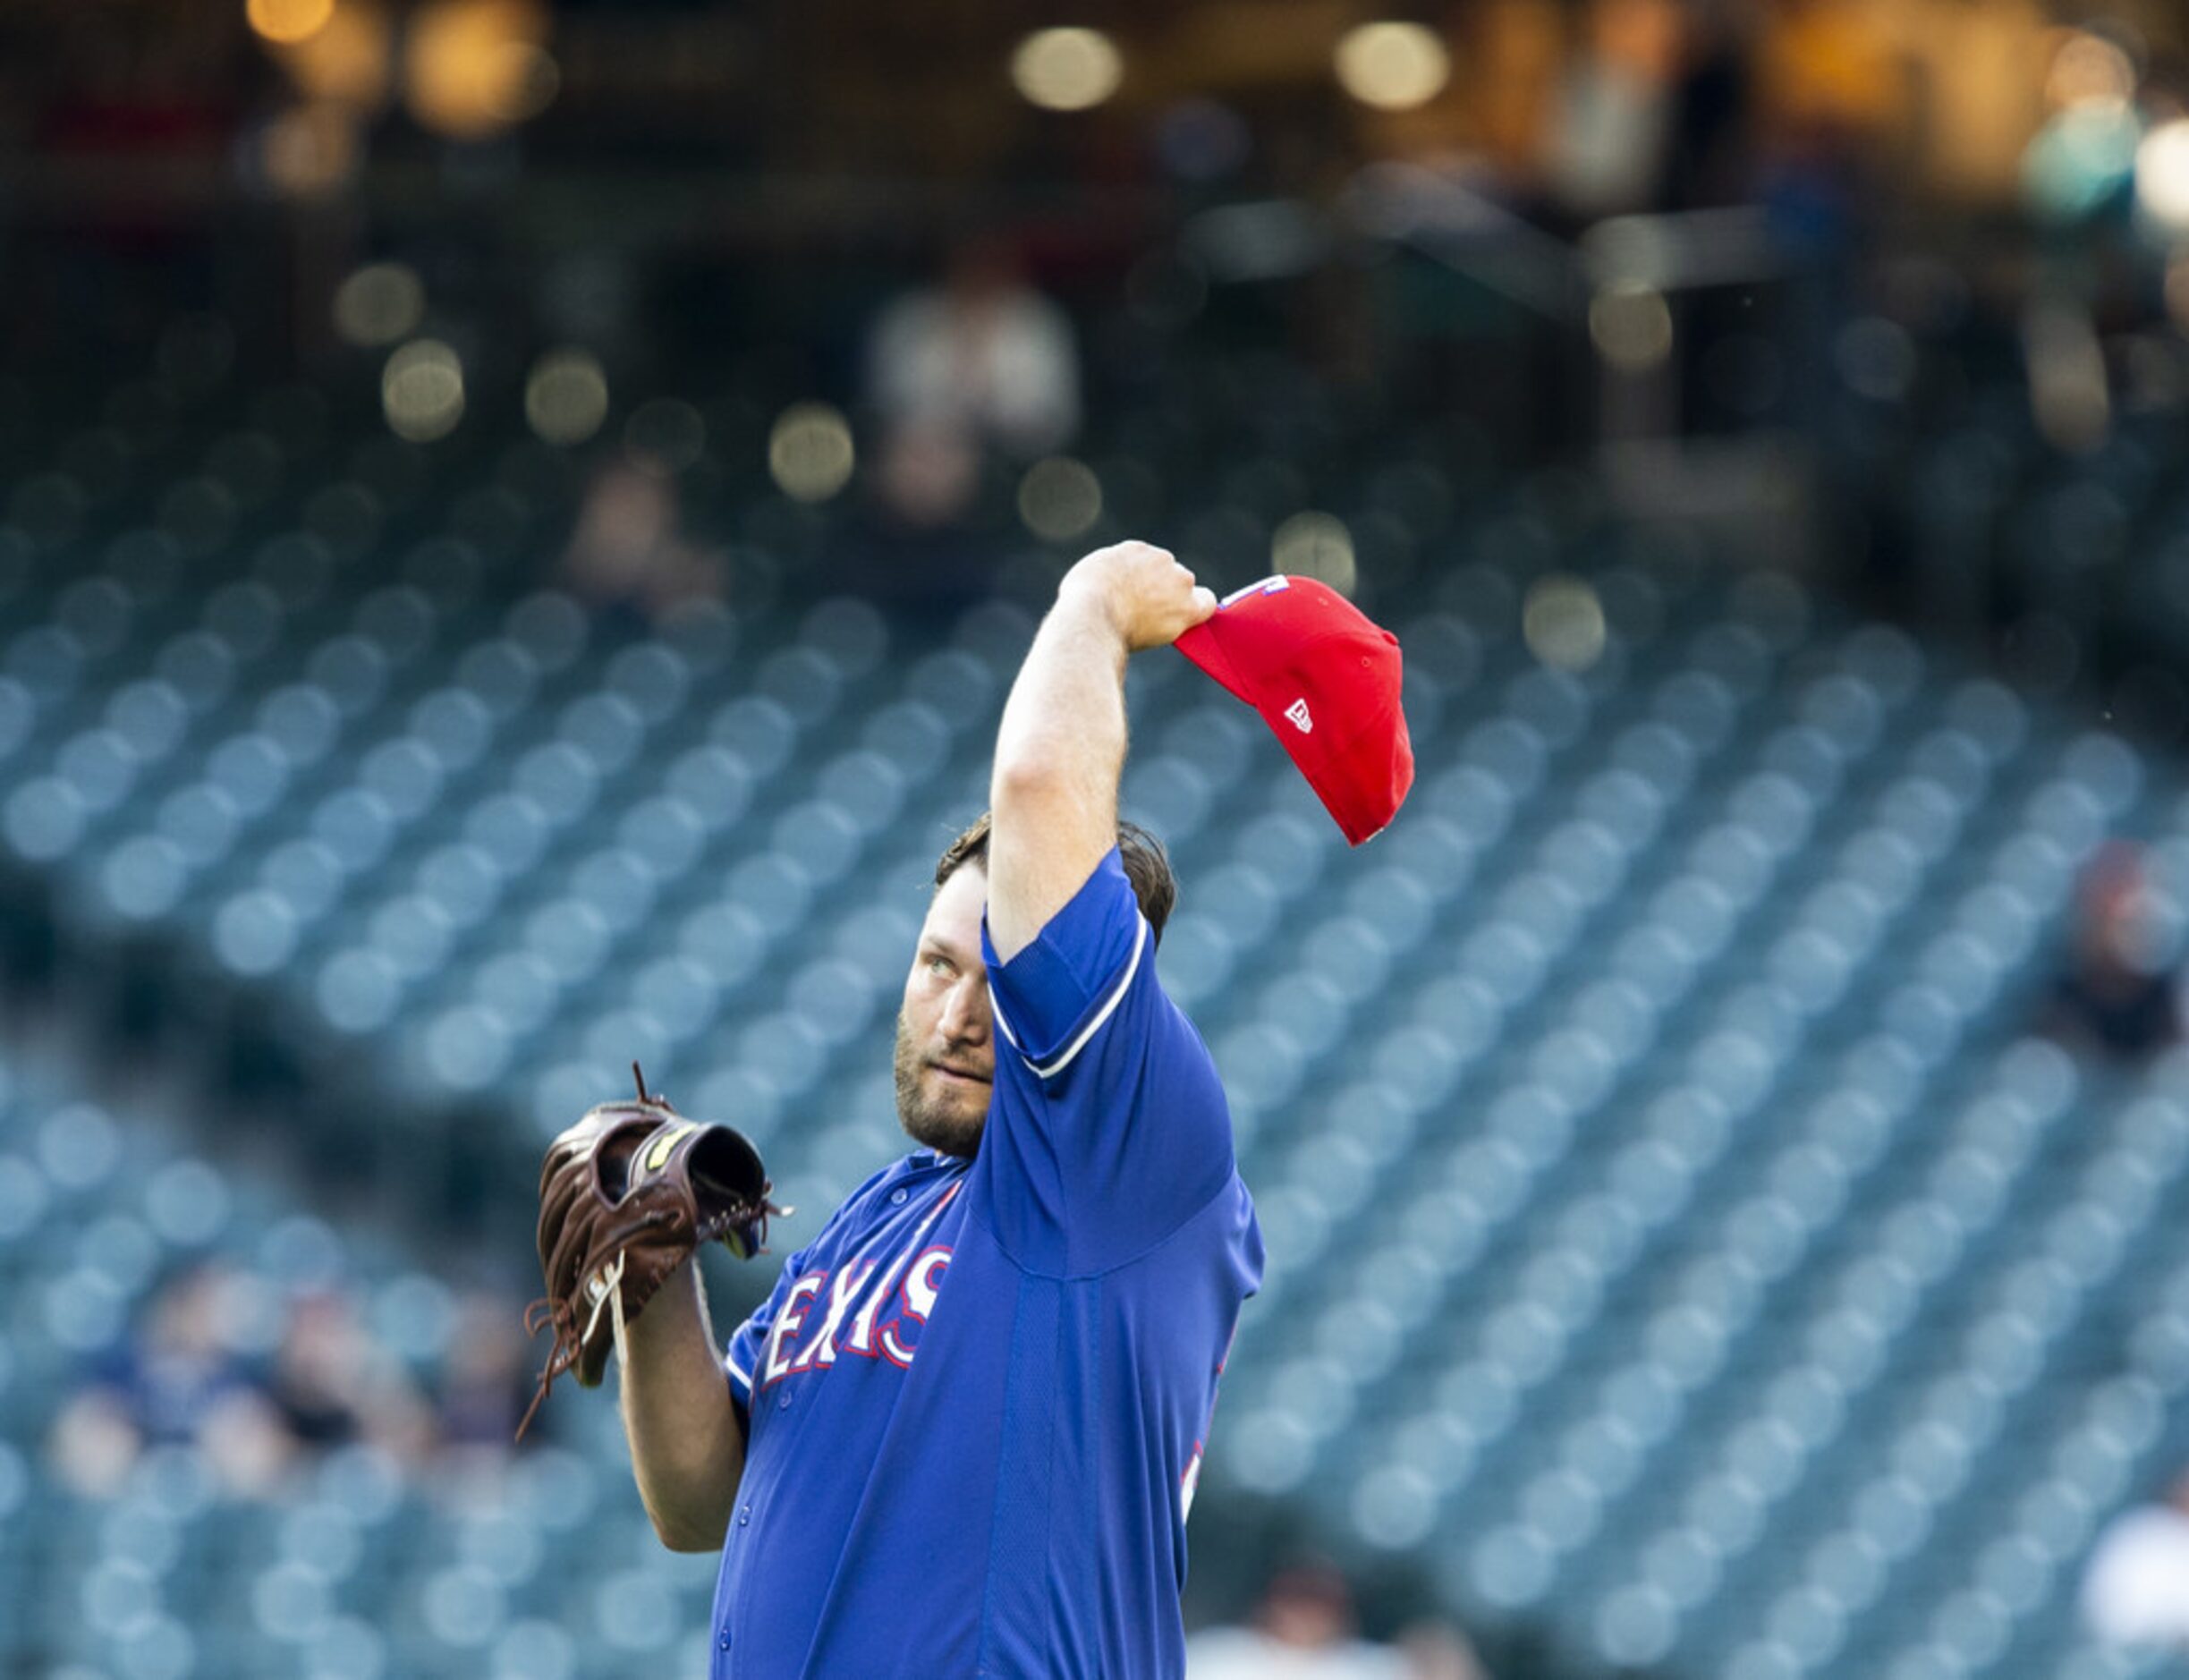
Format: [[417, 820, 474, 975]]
[[517, 1066, 783, 1441]]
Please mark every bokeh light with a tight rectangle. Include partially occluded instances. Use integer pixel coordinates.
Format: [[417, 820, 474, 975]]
[[404, 0, 554, 139], [1590, 284, 1674, 372], [2024, 102, 2142, 222], [1010, 29, 1124, 113], [332, 263, 425, 347], [1271, 512, 1357, 597], [2024, 303, 2110, 454], [768, 403, 855, 503], [1333, 22, 1451, 113], [2046, 30, 2135, 113], [1523, 575, 1607, 672], [481, 43, 560, 123], [260, 105, 361, 199], [268, 0, 392, 110], [381, 340, 465, 443], [247, 0, 335, 47], [2135, 120, 2189, 231], [523, 349, 609, 447], [1017, 457, 1103, 542], [1834, 317, 1917, 403]]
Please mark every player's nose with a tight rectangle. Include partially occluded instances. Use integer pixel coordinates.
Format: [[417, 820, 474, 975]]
[[939, 973, 991, 1046]]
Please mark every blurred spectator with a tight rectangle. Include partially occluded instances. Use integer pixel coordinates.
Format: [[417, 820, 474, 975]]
[[2082, 1470, 2189, 1650], [2044, 842, 2183, 1058], [48, 1261, 293, 1498], [267, 1288, 434, 1465], [1186, 1563, 1412, 1679], [52, 1268, 525, 1500], [559, 456, 723, 623], [1396, 1621, 1492, 1680], [435, 1288, 538, 1455], [1541, 0, 1685, 218], [865, 236, 1079, 525]]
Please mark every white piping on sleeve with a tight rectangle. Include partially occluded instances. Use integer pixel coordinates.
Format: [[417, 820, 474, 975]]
[[996, 915, 1148, 1081], [726, 1351, 753, 1396]]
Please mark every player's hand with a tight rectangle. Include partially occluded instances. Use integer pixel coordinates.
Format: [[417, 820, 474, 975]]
[[1059, 540, 1217, 653]]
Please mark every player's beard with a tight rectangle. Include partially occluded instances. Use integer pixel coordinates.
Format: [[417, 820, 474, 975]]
[[893, 1009, 988, 1158]]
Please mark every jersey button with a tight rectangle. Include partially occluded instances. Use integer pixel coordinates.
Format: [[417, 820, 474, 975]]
[[890, 1188, 908, 1205], [737, 1505, 751, 1527], [718, 1628, 732, 1650]]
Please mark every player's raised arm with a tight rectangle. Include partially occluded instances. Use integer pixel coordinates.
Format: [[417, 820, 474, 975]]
[[987, 541, 1214, 962]]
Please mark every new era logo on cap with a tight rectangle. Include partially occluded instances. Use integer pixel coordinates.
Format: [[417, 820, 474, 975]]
[[1175, 574, 1413, 844]]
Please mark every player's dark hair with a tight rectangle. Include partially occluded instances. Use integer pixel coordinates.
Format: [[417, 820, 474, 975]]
[[935, 811, 1176, 946]]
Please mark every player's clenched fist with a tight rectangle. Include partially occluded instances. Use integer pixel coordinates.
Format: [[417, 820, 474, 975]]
[[1059, 539, 1218, 653]]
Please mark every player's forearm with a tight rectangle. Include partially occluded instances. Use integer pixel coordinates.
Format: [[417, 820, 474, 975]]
[[618, 1262, 745, 1552], [994, 586, 1130, 811], [988, 586, 1129, 960]]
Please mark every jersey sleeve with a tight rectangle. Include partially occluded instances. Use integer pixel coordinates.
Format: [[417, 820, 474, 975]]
[[977, 846, 1235, 1275]]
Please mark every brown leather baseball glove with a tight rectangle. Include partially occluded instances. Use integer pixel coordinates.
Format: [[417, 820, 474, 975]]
[[518, 1065, 785, 1438]]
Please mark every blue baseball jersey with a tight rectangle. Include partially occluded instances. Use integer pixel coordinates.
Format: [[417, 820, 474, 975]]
[[708, 847, 1263, 1678]]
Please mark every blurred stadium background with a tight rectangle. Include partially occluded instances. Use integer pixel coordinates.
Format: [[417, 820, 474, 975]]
[[9, 1, 2189, 1676]]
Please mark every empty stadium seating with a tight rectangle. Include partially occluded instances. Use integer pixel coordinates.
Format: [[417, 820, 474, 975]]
[[3, 360, 2189, 1678]]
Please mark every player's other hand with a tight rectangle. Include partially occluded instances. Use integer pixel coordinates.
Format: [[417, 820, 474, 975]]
[[1061, 540, 1218, 653]]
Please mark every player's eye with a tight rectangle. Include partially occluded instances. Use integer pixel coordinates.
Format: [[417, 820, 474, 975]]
[[924, 954, 953, 978]]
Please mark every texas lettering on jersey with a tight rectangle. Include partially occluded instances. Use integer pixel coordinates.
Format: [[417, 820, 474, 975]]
[[759, 1183, 961, 1389]]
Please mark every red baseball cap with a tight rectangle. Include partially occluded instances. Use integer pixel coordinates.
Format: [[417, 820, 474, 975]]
[[1175, 574, 1414, 845]]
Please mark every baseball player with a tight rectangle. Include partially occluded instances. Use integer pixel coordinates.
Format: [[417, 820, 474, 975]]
[[618, 540, 1266, 1677]]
